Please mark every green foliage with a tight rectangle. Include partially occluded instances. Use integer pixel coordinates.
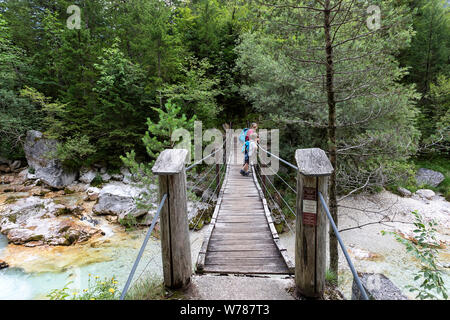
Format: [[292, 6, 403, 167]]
[[123, 276, 166, 300], [141, 101, 196, 162], [0, 13, 42, 159], [325, 269, 338, 287], [382, 211, 448, 300], [236, 0, 421, 193], [47, 275, 119, 300], [90, 174, 104, 188], [162, 57, 222, 125], [389, 156, 449, 199], [118, 215, 138, 232]]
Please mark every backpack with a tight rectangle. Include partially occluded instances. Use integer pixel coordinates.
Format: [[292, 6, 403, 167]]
[[239, 128, 249, 143]]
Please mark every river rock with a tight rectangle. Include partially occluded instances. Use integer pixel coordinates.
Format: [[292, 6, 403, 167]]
[[79, 168, 97, 184], [101, 173, 112, 182], [397, 187, 412, 197], [10, 160, 21, 171], [121, 167, 136, 184], [111, 173, 124, 181], [23, 130, 78, 189], [0, 197, 101, 246], [0, 164, 11, 173], [0, 260, 8, 269], [416, 168, 445, 187], [85, 187, 101, 201], [92, 182, 149, 220], [352, 273, 408, 300], [414, 189, 436, 200]]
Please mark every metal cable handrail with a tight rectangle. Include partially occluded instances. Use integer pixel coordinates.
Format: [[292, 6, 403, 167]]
[[120, 193, 168, 300], [259, 166, 297, 218], [187, 162, 217, 194], [191, 164, 225, 230], [254, 166, 295, 234], [257, 144, 299, 171], [186, 139, 227, 172], [189, 163, 225, 225], [318, 192, 369, 300], [261, 161, 298, 195]]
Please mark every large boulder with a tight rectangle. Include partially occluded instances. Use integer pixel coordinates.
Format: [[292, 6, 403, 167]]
[[414, 189, 436, 200], [397, 187, 412, 198], [23, 130, 78, 189], [92, 182, 151, 220], [416, 168, 445, 187], [79, 167, 98, 184], [352, 273, 408, 300], [0, 197, 102, 246]]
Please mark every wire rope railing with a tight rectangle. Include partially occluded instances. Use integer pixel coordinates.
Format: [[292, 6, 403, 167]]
[[254, 166, 296, 234], [120, 193, 167, 300], [189, 162, 226, 230], [120, 134, 229, 299], [319, 192, 369, 300], [255, 142, 369, 300]]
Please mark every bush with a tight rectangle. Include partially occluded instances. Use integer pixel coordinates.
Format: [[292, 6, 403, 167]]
[[119, 215, 138, 231], [47, 274, 119, 300], [123, 276, 166, 300], [382, 211, 448, 300], [90, 174, 104, 187]]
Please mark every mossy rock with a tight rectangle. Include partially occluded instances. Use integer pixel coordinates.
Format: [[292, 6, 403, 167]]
[[275, 222, 284, 234], [7, 214, 17, 223], [5, 197, 18, 205], [63, 187, 75, 195]]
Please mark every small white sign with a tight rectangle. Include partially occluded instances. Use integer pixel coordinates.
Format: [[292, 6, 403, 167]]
[[303, 200, 317, 214]]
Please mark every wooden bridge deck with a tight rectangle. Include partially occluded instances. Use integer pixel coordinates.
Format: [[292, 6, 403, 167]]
[[196, 140, 294, 275]]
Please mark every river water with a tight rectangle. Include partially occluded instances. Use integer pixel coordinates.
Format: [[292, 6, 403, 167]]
[[0, 222, 206, 300]]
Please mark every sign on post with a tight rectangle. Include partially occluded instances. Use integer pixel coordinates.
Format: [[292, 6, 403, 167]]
[[302, 187, 317, 226]]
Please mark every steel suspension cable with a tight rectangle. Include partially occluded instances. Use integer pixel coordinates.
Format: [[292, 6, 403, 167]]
[[260, 168, 297, 218], [257, 144, 299, 171], [260, 159, 298, 195], [186, 139, 227, 172], [120, 193, 167, 300], [254, 167, 295, 234]]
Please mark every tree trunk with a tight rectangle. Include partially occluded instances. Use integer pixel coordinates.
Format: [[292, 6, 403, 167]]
[[324, 0, 339, 278]]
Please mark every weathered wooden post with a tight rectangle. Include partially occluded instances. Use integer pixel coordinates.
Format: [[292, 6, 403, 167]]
[[152, 149, 192, 289], [295, 148, 333, 298]]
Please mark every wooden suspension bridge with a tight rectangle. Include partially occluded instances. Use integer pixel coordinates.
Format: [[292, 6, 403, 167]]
[[121, 130, 369, 300], [196, 139, 294, 275]]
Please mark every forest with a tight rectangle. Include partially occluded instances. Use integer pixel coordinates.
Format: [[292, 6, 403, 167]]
[[0, 0, 449, 301]]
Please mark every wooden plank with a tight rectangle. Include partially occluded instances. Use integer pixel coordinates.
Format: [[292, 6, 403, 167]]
[[202, 264, 289, 275], [209, 233, 271, 241], [207, 243, 277, 251], [216, 217, 268, 223], [206, 257, 287, 265], [208, 238, 275, 246], [206, 250, 281, 259], [213, 226, 269, 233]]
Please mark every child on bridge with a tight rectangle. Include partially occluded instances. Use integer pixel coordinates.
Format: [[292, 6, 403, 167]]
[[240, 131, 258, 177]]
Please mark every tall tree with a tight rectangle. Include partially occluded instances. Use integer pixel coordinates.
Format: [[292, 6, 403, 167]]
[[0, 13, 41, 159], [237, 0, 420, 278]]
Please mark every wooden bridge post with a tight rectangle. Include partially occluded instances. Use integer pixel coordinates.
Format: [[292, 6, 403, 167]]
[[152, 149, 192, 289], [295, 148, 333, 298]]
